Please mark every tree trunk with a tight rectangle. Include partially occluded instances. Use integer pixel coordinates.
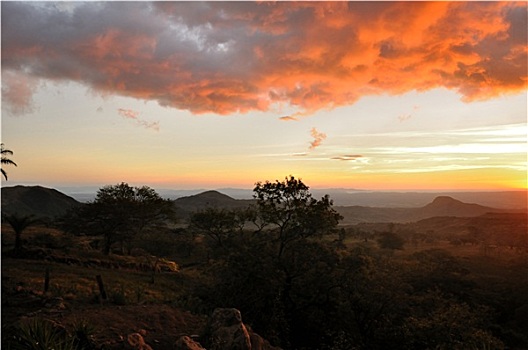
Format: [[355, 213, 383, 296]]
[[103, 235, 111, 255], [44, 267, 50, 293], [14, 230, 22, 251], [96, 275, 107, 300]]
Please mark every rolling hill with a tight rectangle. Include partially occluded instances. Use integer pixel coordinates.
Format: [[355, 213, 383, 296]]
[[1, 185, 81, 219], [336, 196, 521, 225], [172, 190, 255, 219]]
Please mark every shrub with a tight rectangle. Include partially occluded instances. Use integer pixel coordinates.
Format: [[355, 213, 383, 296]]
[[110, 284, 127, 305]]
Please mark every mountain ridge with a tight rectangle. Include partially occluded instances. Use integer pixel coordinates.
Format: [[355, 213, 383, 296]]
[[336, 195, 523, 224], [2, 186, 525, 224]]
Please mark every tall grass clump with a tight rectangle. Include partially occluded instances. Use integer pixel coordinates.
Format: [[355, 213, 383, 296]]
[[3, 318, 76, 350]]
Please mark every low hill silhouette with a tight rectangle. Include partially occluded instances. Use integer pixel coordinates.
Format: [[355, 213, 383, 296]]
[[173, 190, 255, 219], [336, 196, 521, 224], [2, 186, 523, 225], [1, 185, 81, 219], [409, 196, 501, 220]]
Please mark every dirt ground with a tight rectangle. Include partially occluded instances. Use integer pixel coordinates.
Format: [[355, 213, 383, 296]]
[[1, 247, 207, 350], [2, 284, 207, 350]]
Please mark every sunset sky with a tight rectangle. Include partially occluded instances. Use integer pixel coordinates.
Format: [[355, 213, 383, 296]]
[[1, 1, 527, 192]]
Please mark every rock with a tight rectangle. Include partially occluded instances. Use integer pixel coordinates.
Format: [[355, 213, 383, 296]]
[[247, 327, 282, 350], [207, 308, 251, 350], [203, 308, 283, 350], [126, 332, 153, 350], [174, 335, 205, 350], [43, 297, 66, 310]]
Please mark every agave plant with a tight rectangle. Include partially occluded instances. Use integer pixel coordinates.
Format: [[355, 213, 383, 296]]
[[70, 319, 97, 350], [5, 318, 77, 350]]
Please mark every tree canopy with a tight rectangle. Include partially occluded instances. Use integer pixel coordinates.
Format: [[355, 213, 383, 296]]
[[63, 183, 174, 255], [253, 175, 342, 258]]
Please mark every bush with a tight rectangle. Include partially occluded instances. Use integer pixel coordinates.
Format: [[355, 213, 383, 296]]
[[110, 284, 127, 305]]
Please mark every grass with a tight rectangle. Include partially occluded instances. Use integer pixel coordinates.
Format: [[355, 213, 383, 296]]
[[1, 254, 189, 306], [1, 223, 197, 304]]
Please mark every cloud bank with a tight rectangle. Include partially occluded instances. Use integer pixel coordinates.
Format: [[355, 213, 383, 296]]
[[2, 2, 526, 116]]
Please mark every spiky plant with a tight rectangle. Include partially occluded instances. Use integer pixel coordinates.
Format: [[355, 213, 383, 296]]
[[4, 318, 77, 350]]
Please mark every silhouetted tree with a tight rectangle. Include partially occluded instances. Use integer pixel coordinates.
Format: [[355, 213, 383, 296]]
[[63, 183, 174, 255], [194, 176, 343, 348], [377, 231, 405, 251], [253, 175, 342, 258], [190, 207, 246, 249], [2, 214, 37, 252], [1, 143, 17, 180]]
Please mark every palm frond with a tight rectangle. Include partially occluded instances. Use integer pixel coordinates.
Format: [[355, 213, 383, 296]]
[[1, 143, 14, 155], [1, 158, 17, 166]]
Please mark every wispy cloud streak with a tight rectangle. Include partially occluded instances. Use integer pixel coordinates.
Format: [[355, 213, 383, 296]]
[[118, 108, 159, 131], [332, 155, 364, 161]]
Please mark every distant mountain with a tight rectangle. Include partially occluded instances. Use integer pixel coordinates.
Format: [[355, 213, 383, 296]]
[[1, 185, 81, 219], [327, 190, 527, 209], [2, 185, 523, 225], [173, 190, 255, 219], [336, 196, 521, 224], [173, 192, 517, 224], [51, 184, 526, 208], [411, 196, 499, 219]]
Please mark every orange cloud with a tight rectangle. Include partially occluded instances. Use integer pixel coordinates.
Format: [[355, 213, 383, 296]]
[[1, 70, 40, 115], [309, 127, 327, 150], [279, 115, 299, 122], [2, 2, 526, 116]]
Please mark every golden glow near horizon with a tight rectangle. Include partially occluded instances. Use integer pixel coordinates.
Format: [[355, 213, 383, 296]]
[[1, 2, 527, 191]]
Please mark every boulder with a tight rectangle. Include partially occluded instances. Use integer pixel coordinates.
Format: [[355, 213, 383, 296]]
[[204, 308, 282, 350], [207, 308, 251, 350], [247, 327, 281, 350], [126, 332, 153, 350], [174, 335, 205, 350]]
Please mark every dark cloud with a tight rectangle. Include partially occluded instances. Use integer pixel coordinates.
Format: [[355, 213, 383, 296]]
[[332, 155, 363, 161], [2, 1, 526, 116]]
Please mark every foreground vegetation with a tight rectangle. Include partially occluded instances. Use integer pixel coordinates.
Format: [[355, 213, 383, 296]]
[[2, 177, 527, 349]]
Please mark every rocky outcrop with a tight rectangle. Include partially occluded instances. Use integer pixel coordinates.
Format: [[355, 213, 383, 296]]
[[207, 308, 251, 350], [203, 308, 281, 350]]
